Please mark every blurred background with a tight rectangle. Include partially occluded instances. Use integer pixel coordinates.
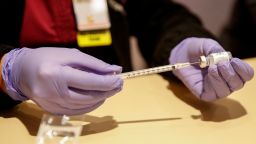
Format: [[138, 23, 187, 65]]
[[173, 0, 235, 36]]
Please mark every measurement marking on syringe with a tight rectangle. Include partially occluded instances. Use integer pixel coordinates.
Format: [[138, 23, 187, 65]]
[[119, 62, 194, 79]]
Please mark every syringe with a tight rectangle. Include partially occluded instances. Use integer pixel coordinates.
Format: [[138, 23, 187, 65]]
[[119, 51, 232, 79], [119, 62, 199, 79]]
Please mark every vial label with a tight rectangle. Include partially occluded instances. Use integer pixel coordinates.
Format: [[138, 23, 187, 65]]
[[199, 52, 232, 68], [208, 52, 232, 65]]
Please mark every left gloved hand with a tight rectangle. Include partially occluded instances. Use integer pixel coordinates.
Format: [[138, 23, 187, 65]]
[[2, 47, 123, 115], [169, 37, 254, 101]]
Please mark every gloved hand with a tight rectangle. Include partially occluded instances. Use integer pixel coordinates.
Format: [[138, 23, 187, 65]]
[[2, 48, 123, 115], [169, 37, 254, 101]]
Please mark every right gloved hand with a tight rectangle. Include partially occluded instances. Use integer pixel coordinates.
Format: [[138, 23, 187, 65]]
[[2, 48, 123, 115], [169, 37, 254, 101]]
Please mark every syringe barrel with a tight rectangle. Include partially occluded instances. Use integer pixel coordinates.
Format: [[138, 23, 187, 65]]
[[119, 65, 175, 79], [199, 51, 232, 68], [119, 62, 191, 79]]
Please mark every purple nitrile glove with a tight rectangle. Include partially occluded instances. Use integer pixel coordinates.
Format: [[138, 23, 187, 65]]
[[2, 47, 123, 115], [169, 37, 254, 101]]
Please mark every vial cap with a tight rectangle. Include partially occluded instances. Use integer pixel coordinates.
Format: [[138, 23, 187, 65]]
[[199, 56, 207, 68]]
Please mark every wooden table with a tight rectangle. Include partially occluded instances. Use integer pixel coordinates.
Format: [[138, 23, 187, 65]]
[[1, 58, 256, 144]]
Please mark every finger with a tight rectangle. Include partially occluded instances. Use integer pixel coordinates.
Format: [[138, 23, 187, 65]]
[[201, 75, 217, 101], [217, 61, 244, 91], [206, 65, 231, 99], [231, 58, 254, 81], [62, 66, 123, 91], [68, 49, 122, 74], [38, 48, 122, 74], [180, 68, 203, 97], [173, 67, 205, 97], [65, 87, 121, 105]]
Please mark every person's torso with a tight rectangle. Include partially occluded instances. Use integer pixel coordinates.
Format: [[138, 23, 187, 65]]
[[17, 0, 132, 71]]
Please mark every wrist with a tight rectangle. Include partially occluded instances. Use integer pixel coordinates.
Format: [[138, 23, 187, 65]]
[[2, 49, 28, 101], [0, 54, 7, 93]]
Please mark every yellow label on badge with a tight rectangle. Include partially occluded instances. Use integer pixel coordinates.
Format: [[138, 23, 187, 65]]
[[77, 30, 112, 47]]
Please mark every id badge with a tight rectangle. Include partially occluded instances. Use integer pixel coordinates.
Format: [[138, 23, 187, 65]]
[[77, 30, 112, 47], [73, 0, 111, 31]]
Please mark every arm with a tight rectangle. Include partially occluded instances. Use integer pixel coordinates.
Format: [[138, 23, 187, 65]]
[[220, 0, 256, 58], [125, 0, 215, 67]]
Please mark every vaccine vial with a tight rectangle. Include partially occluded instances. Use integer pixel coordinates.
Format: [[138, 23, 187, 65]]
[[199, 51, 232, 68]]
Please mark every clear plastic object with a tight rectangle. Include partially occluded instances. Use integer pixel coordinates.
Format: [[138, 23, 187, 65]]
[[36, 114, 83, 144]]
